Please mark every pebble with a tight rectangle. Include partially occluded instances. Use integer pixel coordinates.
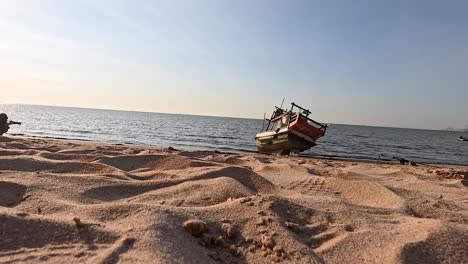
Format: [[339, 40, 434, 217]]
[[273, 245, 283, 257], [240, 197, 252, 203], [221, 223, 236, 239], [200, 195, 211, 201], [73, 251, 85, 258], [256, 218, 267, 226], [285, 222, 301, 233], [245, 236, 254, 243], [183, 219, 207, 237], [273, 245, 283, 253], [16, 212, 29, 217], [248, 244, 256, 252], [344, 225, 354, 232]]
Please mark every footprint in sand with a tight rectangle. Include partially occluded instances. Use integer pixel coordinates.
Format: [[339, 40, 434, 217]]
[[281, 176, 404, 210]]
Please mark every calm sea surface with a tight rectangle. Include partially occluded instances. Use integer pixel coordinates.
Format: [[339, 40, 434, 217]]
[[1, 104, 467, 165]]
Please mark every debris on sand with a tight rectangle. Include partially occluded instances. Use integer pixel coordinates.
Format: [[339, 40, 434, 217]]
[[240, 197, 252, 203], [430, 169, 467, 179], [73, 217, 85, 229]]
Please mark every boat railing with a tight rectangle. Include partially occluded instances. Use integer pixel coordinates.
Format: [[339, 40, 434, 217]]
[[261, 102, 327, 133], [290, 102, 311, 116], [289, 113, 298, 123], [296, 113, 327, 131]]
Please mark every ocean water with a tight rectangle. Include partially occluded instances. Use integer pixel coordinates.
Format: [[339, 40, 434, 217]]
[[1, 104, 467, 165]]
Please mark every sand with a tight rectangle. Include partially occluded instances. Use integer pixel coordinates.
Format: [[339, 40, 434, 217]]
[[0, 135, 467, 263]]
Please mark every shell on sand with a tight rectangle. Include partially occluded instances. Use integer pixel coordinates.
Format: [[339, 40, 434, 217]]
[[0, 136, 467, 263]]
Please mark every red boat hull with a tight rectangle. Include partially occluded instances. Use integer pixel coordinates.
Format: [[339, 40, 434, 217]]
[[288, 117, 325, 142]]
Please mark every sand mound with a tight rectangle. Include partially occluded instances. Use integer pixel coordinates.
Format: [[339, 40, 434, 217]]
[[0, 157, 53, 172], [259, 162, 403, 209], [53, 162, 119, 174], [328, 179, 405, 209], [128, 177, 256, 207], [195, 166, 276, 193], [0, 157, 119, 174], [0, 136, 15, 143], [57, 149, 97, 155], [80, 183, 160, 203], [81, 166, 273, 203], [99, 154, 214, 172], [39, 152, 99, 162], [391, 188, 468, 224], [0, 150, 26, 156], [98, 155, 162, 171], [178, 150, 215, 158]]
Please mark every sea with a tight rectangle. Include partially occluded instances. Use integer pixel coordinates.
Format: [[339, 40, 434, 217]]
[[1, 104, 467, 166]]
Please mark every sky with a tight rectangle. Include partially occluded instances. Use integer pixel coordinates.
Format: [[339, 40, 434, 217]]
[[0, 0, 467, 130]]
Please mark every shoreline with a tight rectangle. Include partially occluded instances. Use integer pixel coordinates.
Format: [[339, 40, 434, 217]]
[[10, 133, 468, 167], [0, 135, 467, 263]]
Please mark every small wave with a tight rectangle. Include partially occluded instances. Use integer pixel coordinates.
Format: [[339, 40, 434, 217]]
[[348, 134, 369, 139], [59, 129, 93, 134], [181, 134, 239, 140], [392, 145, 412, 150]]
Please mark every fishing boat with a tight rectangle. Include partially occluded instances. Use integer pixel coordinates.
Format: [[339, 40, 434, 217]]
[[255, 102, 327, 155], [458, 136, 468, 141]]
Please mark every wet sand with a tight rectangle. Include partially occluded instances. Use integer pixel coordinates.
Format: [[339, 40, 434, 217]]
[[0, 136, 467, 263]]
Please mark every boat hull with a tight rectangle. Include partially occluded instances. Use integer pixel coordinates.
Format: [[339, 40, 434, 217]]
[[255, 129, 316, 154]]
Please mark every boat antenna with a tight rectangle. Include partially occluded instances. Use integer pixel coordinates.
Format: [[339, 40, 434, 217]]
[[280, 97, 285, 109], [261, 112, 266, 131]]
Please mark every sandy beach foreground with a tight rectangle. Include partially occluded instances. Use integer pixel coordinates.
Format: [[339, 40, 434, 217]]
[[0, 136, 467, 263]]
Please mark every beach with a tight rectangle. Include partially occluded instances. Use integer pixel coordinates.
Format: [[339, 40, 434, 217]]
[[0, 135, 467, 263]]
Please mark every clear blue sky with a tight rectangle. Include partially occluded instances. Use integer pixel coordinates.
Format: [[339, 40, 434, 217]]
[[0, 0, 467, 129]]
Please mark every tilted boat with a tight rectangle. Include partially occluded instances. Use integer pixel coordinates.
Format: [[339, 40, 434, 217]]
[[255, 103, 327, 155]]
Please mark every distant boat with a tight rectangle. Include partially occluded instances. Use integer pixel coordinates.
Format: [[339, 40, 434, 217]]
[[458, 136, 468, 141], [255, 102, 327, 155]]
